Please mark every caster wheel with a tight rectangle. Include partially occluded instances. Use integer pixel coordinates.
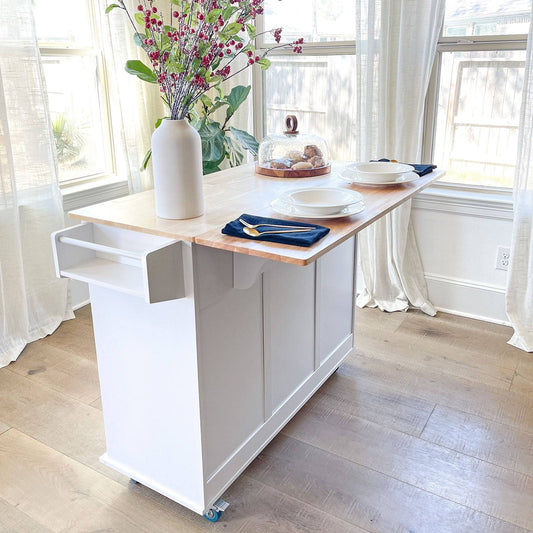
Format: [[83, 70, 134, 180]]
[[130, 478, 140, 484], [204, 509, 221, 522]]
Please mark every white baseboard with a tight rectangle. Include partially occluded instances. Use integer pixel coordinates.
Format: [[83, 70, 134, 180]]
[[72, 299, 90, 311], [425, 273, 509, 326]]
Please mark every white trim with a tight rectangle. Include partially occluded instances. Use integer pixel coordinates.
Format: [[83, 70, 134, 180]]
[[413, 186, 513, 220], [61, 176, 129, 211], [72, 299, 90, 311], [424, 272, 509, 326], [425, 272, 506, 295], [434, 305, 510, 327]]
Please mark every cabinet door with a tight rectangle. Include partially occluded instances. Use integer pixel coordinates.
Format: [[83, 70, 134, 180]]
[[316, 237, 356, 366], [264, 261, 316, 415]]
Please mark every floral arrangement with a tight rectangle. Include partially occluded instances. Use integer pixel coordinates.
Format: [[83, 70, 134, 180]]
[[106, 0, 303, 120]]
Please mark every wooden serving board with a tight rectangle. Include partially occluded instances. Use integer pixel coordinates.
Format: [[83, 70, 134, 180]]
[[255, 163, 331, 178]]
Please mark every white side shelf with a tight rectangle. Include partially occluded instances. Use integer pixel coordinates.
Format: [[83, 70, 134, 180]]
[[52, 223, 184, 304]]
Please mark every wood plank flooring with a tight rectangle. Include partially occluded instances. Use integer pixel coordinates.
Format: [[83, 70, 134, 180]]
[[0, 305, 532, 533]]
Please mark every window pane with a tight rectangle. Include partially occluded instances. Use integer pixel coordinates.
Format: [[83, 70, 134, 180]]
[[34, 0, 93, 46], [41, 55, 109, 182], [264, 55, 357, 160], [444, 0, 530, 37], [434, 49, 526, 188], [263, 0, 356, 43]]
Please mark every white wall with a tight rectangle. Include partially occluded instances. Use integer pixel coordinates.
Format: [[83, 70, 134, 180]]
[[412, 189, 513, 325]]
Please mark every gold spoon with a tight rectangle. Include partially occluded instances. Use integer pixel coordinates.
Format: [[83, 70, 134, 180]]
[[239, 218, 313, 230], [243, 227, 313, 237]]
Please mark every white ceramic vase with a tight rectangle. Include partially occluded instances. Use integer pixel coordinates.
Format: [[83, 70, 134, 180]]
[[151, 119, 205, 219]]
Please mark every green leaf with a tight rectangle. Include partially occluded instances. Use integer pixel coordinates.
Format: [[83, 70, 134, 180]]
[[206, 8, 222, 23], [229, 127, 259, 156], [225, 134, 245, 167], [134, 12, 145, 25], [224, 22, 243, 36], [155, 117, 168, 129], [246, 23, 256, 40], [226, 85, 251, 117], [125, 60, 158, 83], [208, 101, 228, 115], [221, 6, 238, 20], [196, 120, 226, 166], [258, 58, 271, 70], [203, 161, 221, 174], [200, 94, 213, 109], [105, 3, 121, 14], [133, 32, 146, 48], [140, 148, 152, 171]]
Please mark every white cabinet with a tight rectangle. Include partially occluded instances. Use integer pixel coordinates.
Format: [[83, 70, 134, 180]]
[[53, 226, 357, 519]]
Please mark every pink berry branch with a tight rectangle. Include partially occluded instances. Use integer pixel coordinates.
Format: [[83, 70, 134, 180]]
[[106, 0, 303, 120]]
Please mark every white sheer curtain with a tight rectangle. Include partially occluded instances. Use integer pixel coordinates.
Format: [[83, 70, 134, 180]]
[[355, 0, 444, 315], [0, 0, 73, 368], [506, 8, 533, 353], [96, 0, 165, 193]]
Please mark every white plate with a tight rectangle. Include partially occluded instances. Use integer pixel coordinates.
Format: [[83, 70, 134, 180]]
[[280, 187, 364, 216], [338, 169, 421, 186], [348, 161, 415, 183], [271, 198, 365, 219]]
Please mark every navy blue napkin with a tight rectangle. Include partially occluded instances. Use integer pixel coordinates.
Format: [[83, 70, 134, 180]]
[[222, 214, 330, 247], [372, 158, 437, 177]]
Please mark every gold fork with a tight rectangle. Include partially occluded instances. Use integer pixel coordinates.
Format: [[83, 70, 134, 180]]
[[243, 227, 313, 237], [239, 218, 314, 230]]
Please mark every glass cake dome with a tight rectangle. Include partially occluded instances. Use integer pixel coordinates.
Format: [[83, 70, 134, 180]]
[[256, 115, 330, 178]]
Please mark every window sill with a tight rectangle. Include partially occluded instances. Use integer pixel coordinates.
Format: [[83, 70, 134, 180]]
[[413, 184, 513, 220], [61, 176, 130, 212]]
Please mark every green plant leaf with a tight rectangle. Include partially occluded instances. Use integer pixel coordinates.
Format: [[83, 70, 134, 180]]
[[225, 134, 245, 167], [125, 60, 158, 83], [200, 94, 213, 109], [224, 22, 243, 36], [226, 85, 251, 117], [203, 160, 221, 174], [140, 148, 152, 171], [134, 12, 145, 25], [230, 127, 259, 156], [258, 58, 271, 70], [197, 120, 226, 166], [206, 8, 222, 23], [105, 3, 121, 14], [246, 23, 256, 40], [222, 6, 238, 20]]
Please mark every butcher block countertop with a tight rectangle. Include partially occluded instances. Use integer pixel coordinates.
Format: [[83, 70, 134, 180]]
[[70, 162, 444, 266]]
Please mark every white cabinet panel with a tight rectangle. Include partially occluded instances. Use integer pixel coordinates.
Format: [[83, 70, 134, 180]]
[[195, 246, 264, 479], [316, 237, 356, 365], [264, 261, 315, 414]]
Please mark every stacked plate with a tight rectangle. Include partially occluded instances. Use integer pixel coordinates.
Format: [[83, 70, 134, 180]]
[[271, 187, 365, 219], [340, 161, 418, 186]]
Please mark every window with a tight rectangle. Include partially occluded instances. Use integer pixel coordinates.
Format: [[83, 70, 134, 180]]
[[33, 0, 115, 185], [427, 0, 530, 190], [255, 1, 357, 161]]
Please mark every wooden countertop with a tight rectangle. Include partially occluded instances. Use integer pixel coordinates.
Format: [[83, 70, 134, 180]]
[[70, 163, 444, 266]]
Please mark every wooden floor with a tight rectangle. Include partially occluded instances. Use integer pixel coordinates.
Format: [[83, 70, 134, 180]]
[[0, 306, 532, 533]]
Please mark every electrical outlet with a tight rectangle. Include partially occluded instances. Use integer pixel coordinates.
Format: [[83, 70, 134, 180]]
[[496, 246, 511, 271]]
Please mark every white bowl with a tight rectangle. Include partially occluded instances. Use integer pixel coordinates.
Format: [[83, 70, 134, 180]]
[[281, 187, 363, 215], [350, 161, 415, 182]]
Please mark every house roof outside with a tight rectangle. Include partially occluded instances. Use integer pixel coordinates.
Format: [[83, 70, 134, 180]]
[[445, 0, 531, 32]]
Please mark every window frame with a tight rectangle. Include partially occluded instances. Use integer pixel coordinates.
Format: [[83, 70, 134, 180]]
[[36, 0, 117, 188], [252, 13, 356, 141], [422, 33, 529, 195]]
